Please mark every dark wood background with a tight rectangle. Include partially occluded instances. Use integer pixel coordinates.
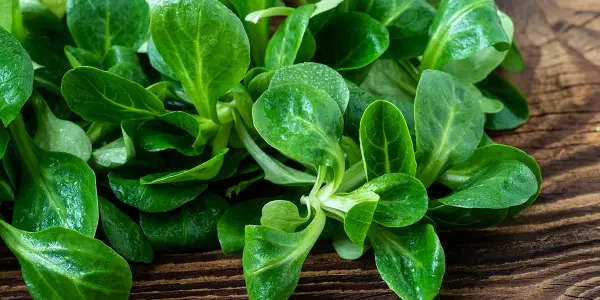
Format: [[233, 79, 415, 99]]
[[2, 0, 600, 299]]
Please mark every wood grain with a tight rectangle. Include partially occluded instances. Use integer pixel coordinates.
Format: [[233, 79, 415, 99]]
[[1, 0, 600, 299]]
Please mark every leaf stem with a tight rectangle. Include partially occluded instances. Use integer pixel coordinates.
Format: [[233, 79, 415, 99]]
[[8, 114, 37, 172]]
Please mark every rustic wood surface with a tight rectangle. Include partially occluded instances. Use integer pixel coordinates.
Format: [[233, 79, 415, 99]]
[[1, 0, 600, 299]]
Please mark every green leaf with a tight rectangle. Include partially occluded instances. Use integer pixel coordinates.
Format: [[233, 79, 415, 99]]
[[442, 10, 515, 83], [360, 100, 416, 180], [332, 227, 371, 260], [427, 200, 508, 230], [146, 38, 173, 78], [61, 67, 166, 124], [136, 120, 204, 156], [150, 0, 250, 123], [294, 29, 316, 63], [0, 220, 132, 300], [233, 112, 316, 186], [438, 160, 537, 209], [217, 197, 273, 254], [356, 0, 436, 59], [369, 223, 445, 300], [41, 0, 67, 19], [9, 116, 98, 236], [269, 62, 350, 114], [501, 42, 525, 73], [265, 5, 315, 69], [321, 191, 379, 247], [0, 127, 9, 160], [420, 0, 510, 74], [99, 197, 154, 263], [340, 135, 362, 165], [139, 148, 229, 184], [414, 70, 484, 188], [247, 70, 275, 100], [64, 46, 102, 68], [31, 93, 92, 161], [316, 12, 389, 70], [244, 67, 270, 90], [243, 205, 326, 300], [478, 72, 529, 130], [91, 122, 136, 169], [140, 193, 229, 252], [260, 200, 308, 232], [360, 59, 418, 102], [225, 172, 264, 197], [229, 0, 276, 66], [105, 46, 150, 86], [159, 111, 217, 148], [438, 144, 542, 215], [0, 170, 15, 202], [253, 83, 345, 190], [108, 171, 207, 213], [66, 0, 149, 56], [357, 173, 428, 228], [0, 27, 34, 127]]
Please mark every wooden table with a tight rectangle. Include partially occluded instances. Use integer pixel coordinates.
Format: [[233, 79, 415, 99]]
[[2, 0, 600, 299]]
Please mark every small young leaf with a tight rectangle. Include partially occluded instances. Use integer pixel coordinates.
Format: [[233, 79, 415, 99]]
[[369, 223, 445, 300], [99, 197, 154, 263], [357, 173, 428, 228], [108, 171, 207, 213], [332, 227, 371, 260], [140, 193, 230, 252], [501, 42, 525, 73], [360, 100, 416, 179], [31, 94, 92, 161], [0, 220, 132, 300], [260, 200, 308, 232], [91, 122, 136, 169], [64, 46, 102, 68]]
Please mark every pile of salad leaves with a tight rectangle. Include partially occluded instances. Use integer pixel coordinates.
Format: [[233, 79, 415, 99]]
[[0, 0, 541, 299]]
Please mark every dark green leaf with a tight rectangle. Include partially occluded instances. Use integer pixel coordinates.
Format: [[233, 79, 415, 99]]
[[265, 5, 314, 69], [140, 193, 230, 252], [427, 200, 508, 230], [136, 120, 204, 156], [360, 100, 416, 179], [217, 197, 273, 254], [105, 46, 150, 86], [229, 0, 276, 66], [369, 223, 445, 300], [478, 72, 529, 130], [64, 46, 102, 68], [316, 12, 390, 70], [501, 42, 525, 73], [356, 0, 436, 59], [139, 148, 229, 184], [61, 67, 166, 124], [0, 27, 33, 127], [66, 0, 149, 56], [225, 172, 264, 197], [295, 29, 316, 63], [108, 171, 207, 213], [360, 59, 418, 103], [99, 197, 154, 263], [247, 70, 275, 100], [414, 70, 484, 187], [0, 220, 132, 300], [150, 0, 250, 123]]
